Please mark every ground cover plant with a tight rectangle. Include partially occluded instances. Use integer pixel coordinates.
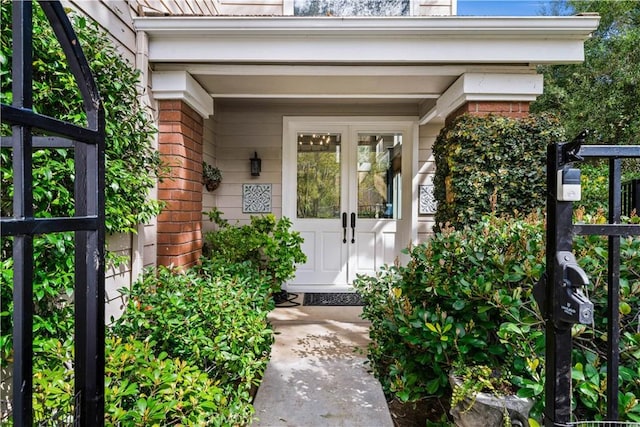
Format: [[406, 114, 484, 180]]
[[354, 213, 640, 423]]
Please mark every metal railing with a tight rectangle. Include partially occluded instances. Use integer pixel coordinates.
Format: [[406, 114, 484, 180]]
[[622, 179, 639, 217], [0, 1, 106, 425], [537, 136, 640, 427]]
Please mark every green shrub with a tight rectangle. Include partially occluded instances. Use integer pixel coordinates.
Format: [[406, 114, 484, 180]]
[[570, 232, 640, 422], [203, 209, 306, 293], [104, 336, 227, 426], [354, 214, 640, 422], [578, 161, 640, 219], [21, 261, 275, 426], [354, 214, 547, 404], [0, 2, 162, 233], [1, 2, 162, 365], [26, 335, 229, 427], [432, 114, 564, 230], [111, 262, 274, 424]]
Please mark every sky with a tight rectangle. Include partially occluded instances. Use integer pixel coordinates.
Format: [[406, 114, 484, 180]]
[[457, 0, 556, 16]]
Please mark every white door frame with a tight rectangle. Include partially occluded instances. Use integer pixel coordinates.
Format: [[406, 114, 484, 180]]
[[282, 116, 419, 292]]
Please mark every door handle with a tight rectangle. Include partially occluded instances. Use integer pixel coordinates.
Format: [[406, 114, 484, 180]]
[[342, 212, 347, 244], [350, 212, 356, 244]]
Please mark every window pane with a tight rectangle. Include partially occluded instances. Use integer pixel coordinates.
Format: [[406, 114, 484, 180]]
[[356, 133, 402, 219], [294, 0, 410, 16], [297, 133, 341, 218]]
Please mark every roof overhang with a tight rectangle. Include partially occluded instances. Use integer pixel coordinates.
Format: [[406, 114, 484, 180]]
[[135, 16, 599, 64], [135, 15, 599, 121]]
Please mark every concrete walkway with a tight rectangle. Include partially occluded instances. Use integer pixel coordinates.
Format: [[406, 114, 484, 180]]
[[251, 298, 394, 427]]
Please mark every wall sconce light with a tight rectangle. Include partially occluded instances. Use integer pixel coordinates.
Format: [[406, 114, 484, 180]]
[[250, 151, 261, 176]]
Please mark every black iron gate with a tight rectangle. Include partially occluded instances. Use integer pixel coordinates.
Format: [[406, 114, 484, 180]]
[[537, 134, 640, 426], [0, 1, 105, 425]]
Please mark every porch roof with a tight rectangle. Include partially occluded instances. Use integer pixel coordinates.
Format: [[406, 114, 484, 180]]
[[135, 15, 599, 121]]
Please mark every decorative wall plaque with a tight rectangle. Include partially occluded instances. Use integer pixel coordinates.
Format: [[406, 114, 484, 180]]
[[419, 184, 437, 215], [243, 184, 272, 213]]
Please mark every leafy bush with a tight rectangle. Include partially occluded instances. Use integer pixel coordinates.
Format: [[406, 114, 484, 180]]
[[203, 209, 307, 293], [354, 214, 546, 405], [109, 262, 275, 425], [0, 2, 162, 365], [578, 160, 640, 218], [570, 231, 640, 422], [19, 261, 275, 426], [354, 214, 640, 422], [26, 335, 231, 427], [432, 114, 564, 230], [104, 336, 227, 426], [0, 3, 162, 233]]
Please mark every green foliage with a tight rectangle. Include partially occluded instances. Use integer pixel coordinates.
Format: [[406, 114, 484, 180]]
[[354, 214, 547, 404], [0, 1, 162, 367], [577, 161, 640, 218], [23, 261, 275, 426], [432, 114, 564, 230], [1, 2, 163, 233], [450, 365, 514, 410], [0, 233, 76, 368], [105, 335, 226, 426], [570, 233, 640, 422], [354, 214, 640, 422], [202, 162, 222, 183], [112, 263, 274, 389], [532, 1, 640, 146], [297, 149, 341, 218], [203, 209, 307, 292], [108, 262, 274, 425]]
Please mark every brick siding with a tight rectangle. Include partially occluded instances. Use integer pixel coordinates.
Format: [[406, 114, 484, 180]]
[[446, 101, 530, 125], [156, 100, 203, 268]]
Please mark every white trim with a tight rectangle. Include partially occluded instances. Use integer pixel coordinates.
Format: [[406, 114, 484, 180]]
[[283, 0, 293, 15], [135, 16, 599, 37], [420, 72, 544, 124], [135, 16, 599, 64], [211, 93, 440, 99], [151, 71, 214, 118], [154, 64, 471, 77], [285, 284, 356, 293]]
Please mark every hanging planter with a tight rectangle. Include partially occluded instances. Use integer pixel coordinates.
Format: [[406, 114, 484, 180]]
[[203, 162, 222, 192], [449, 367, 534, 427]]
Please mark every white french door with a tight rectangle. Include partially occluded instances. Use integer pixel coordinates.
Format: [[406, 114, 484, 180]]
[[283, 117, 416, 292]]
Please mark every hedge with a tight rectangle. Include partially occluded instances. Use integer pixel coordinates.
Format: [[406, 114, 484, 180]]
[[433, 113, 564, 230]]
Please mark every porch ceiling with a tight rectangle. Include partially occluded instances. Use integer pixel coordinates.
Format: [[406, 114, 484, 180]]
[[152, 64, 470, 100]]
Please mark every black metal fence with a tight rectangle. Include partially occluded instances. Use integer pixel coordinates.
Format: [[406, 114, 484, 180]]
[[622, 179, 639, 217], [538, 138, 640, 426], [0, 1, 105, 425]]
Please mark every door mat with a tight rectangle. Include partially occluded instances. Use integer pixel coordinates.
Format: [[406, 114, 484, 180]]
[[303, 293, 364, 306]]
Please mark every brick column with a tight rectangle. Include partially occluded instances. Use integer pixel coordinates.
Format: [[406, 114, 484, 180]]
[[156, 100, 203, 268], [447, 101, 530, 125]]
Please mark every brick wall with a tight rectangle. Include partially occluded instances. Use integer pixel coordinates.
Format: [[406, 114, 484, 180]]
[[156, 100, 203, 268], [447, 101, 530, 125]]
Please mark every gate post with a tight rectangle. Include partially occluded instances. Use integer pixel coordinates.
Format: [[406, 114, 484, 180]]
[[536, 140, 640, 425], [542, 142, 575, 426]]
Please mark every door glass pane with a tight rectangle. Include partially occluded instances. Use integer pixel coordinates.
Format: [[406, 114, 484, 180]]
[[356, 133, 402, 219], [297, 132, 341, 218]]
